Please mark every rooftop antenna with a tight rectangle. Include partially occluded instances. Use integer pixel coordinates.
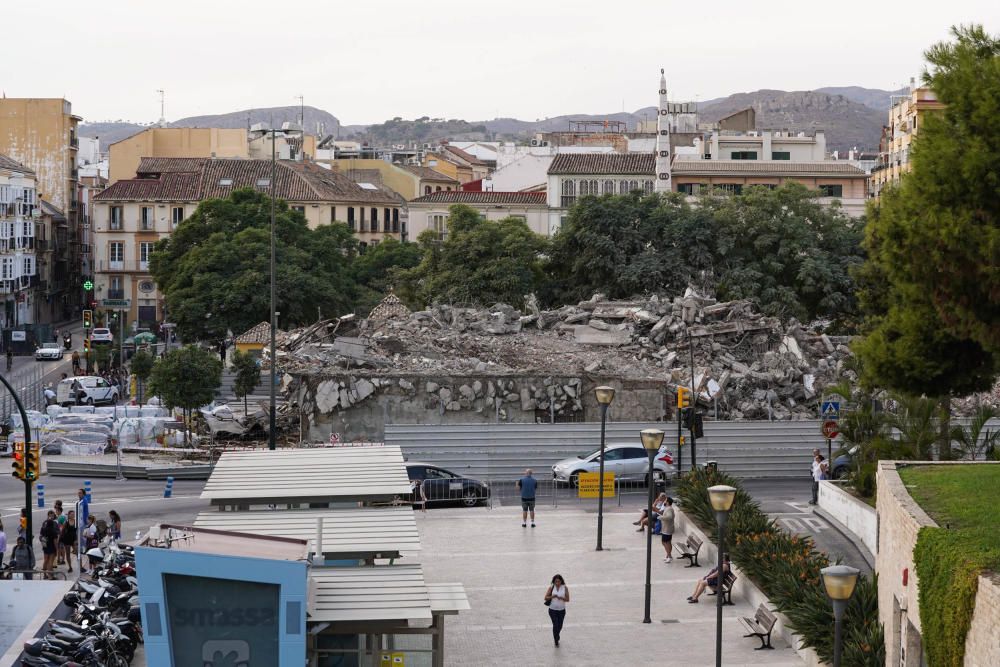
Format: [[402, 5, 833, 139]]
[[156, 89, 165, 126], [295, 94, 304, 129]]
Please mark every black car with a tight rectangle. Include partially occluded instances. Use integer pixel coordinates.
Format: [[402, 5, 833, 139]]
[[405, 463, 490, 507]]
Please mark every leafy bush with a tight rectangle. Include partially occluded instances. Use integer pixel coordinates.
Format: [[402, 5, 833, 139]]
[[677, 468, 884, 666]]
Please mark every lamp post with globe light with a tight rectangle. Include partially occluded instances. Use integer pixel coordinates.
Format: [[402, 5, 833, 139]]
[[640, 428, 665, 623], [595, 385, 615, 551]]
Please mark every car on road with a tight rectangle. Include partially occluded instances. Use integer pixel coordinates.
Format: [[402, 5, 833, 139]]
[[34, 341, 65, 361], [55, 375, 120, 407], [404, 463, 490, 507], [90, 327, 113, 344], [831, 445, 859, 480], [552, 443, 674, 487]]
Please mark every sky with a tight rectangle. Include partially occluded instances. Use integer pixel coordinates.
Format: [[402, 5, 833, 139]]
[[6, 0, 998, 125]]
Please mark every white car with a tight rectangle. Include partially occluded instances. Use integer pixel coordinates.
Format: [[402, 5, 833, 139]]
[[552, 443, 675, 486], [90, 327, 113, 344], [35, 341, 65, 361], [56, 376, 119, 407]]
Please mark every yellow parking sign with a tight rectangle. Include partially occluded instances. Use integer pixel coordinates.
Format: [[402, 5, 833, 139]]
[[577, 472, 614, 498]]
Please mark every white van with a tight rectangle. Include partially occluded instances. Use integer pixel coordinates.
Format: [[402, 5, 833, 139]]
[[56, 376, 120, 407]]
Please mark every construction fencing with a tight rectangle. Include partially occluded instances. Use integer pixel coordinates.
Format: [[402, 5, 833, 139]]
[[1, 364, 46, 418]]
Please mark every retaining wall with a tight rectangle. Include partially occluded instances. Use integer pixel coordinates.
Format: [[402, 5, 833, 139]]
[[818, 480, 877, 556]]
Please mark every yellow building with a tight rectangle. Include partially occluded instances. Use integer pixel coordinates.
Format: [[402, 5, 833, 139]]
[[234, 321, 269, 358], [109, 125, 318, 183], [92, 157, 402, 325], [869, 86, 945, 199], [321, 158, 458, 200]]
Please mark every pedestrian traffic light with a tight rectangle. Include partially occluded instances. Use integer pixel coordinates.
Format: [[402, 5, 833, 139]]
[[26, 445, 39, 481], [83, 309, 93, 329], [677, 386, 691, 409], [10, 443, 24, 480]]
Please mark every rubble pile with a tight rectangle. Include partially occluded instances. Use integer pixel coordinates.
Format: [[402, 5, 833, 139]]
[[278, 290, 857, 420]]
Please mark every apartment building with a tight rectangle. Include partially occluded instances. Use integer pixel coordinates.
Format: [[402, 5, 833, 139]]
[[0, 155, 39, 328], [320, 159, 458, 199], [407, 190, 548, 240], [869, 85, 945, 199], [92, 157, 401, 326]]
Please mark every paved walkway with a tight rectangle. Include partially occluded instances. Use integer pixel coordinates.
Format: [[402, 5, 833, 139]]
[[416, 503, 804, 667]]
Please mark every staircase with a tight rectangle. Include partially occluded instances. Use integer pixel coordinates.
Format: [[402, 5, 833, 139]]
[[216, 369, 275, 405]]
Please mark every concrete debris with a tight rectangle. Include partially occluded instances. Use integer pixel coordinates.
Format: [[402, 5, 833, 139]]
[[276, 289, 862, 420]]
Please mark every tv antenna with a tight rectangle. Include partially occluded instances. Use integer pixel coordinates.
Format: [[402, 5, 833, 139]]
[[156, 89, 165, 126]]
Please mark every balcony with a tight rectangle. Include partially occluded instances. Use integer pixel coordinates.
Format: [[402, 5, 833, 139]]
[[95, 260, 150, 273], [106, 289, 126, 300], [70, 136, 79, 149]]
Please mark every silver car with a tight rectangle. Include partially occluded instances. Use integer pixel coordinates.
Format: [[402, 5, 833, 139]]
[[552, 443, 674, 486], [35, 341, 64, 361]]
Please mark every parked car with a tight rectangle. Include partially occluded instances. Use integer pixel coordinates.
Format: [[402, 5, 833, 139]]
[[34, 341, 65, 361], [404, 463, 490, 507], [90, 327, 113, 344], [831, 445, 859, 480], [552, 443, 674, 487], [55, 376, 119, 407]]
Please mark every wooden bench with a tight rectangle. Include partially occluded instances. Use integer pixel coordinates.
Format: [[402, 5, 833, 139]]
[[706, 570, 737, 606], [675, 534, 703, 568], [738, 603, 777, 650]]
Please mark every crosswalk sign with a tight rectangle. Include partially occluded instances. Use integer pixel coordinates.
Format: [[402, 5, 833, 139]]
[[821, 400, 841, 419]]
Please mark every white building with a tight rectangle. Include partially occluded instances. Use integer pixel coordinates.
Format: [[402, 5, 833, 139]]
[[0, 154, 38, 327], [687, 129, 828, 162], [546, 154, 655, 233], [407, 190, 549, 240]]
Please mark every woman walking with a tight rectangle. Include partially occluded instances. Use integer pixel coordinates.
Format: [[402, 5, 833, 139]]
[[660, 496, 676, 563], [39, 510, 60, 579], [60, 511, 77, 573], [108, 510, 122, 541], [544, 574, 570, 647]]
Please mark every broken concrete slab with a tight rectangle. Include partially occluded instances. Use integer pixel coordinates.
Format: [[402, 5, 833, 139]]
[[573, 325, 631, 346]]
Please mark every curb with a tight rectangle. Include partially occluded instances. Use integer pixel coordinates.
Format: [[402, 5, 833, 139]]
[[811, 506, 875, 570]]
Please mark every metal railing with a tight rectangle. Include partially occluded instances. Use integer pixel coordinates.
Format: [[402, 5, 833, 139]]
[[1, 364, 46, 425]]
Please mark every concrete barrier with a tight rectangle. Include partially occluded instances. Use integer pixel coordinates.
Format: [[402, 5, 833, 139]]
[[818, 480, 877, 556]]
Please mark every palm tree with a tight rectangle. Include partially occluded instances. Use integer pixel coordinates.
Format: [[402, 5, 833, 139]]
[[950, 406, 999, 461]]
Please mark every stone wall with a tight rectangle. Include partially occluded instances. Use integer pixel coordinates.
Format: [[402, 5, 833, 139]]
[[295, 373, 670, 442], [818, 480, 878, 557], [964, 573, 1000, 667]]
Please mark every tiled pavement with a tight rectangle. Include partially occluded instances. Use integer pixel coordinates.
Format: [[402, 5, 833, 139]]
[[414, 503, 805, 667]]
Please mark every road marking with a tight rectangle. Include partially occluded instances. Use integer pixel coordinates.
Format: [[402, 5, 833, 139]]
[[784, 501, 812, 513]]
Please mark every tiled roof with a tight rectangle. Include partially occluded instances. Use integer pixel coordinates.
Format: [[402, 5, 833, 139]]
[[548, 153, 655, 175], [136, 157, 206, 174], [401, 165, 458, 183], [95, 172, 202, 202], [0, 154, 34, 174], [441, 145, 487, 167], [236, 321, 271, 345], [672, 161, 867, 176], [410, 191, 546, 205], [39, 200, 65, 220]]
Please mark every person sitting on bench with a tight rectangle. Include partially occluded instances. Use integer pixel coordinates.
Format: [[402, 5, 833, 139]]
[[687, 553, 730, 603]]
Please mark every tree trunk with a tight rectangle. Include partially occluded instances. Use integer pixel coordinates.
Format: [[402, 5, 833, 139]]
[[184, 407, 191, 447], [937, 395, 952, 460], [244, 393, 248, 416]]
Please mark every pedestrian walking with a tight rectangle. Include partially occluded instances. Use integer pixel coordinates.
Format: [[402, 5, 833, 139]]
[[72, 350, 80, 373], [0, 519, 6, 569], [77, 488, 90, 561], [108, 510, 122, 541], [17, 508, 27, 540], [5, 347, 12, 372], [517, 468, 538, 528], [660, 497, 675, 563], [411, 479, 427, 513], [60, 511, 77, 573], [40, 510, 59, 578], [544, 574, 570, 647], [54, 501, 66, 565], [10, 536, 34, 579], [81, 515, 98, 572]]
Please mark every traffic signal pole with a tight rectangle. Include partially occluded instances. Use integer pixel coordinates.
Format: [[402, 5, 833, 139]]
[[0, 372, 34, 547]]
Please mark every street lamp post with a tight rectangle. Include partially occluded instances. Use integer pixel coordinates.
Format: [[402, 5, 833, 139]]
[[595, 386, 615, 551], [708, 484, 737, 667], [640, 428, 665, 623], [821, 564, 860, 667]]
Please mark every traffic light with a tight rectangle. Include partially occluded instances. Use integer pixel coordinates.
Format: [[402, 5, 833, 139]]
[[681, 407, 694, 430], [692, 413, 705, 439], [676, 386, 691, 409], [83, 309, 93, 329], [83, 338, 90, 353], [10, 442, 24, 480], [26, 445, 40, 481]]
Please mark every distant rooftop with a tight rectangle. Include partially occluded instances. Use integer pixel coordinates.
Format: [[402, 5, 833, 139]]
[[410, 190, 547, 205]]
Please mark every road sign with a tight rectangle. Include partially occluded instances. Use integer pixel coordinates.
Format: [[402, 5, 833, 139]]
[[577, 472, 615, 498], [822, 420, 840, 439], [821, 400, 841, 420], [101, 298, 131, 309]]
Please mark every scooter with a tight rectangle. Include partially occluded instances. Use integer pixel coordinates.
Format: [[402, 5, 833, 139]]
[[63, 334, 72, 350]]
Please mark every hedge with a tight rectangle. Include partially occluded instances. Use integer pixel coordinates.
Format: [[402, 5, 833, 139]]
[[677, 467, 884, 666]]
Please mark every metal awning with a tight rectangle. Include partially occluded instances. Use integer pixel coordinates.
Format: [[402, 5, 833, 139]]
[[426, 583, 470, 615], [192, 506, 420, 559], [309, 565, 432, 623], [201, 445, 412, 506]]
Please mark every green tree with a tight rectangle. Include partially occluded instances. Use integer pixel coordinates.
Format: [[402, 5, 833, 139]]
[[231, 349, 262, 415], [351, 237, 422, 315], [396, 205, 549, 307], [147, 345, 223, 445], [149, 188, 360, 342], [950, 406, 999, 461], [873, 26, 1000, 354], [129, 350, 155, 407]]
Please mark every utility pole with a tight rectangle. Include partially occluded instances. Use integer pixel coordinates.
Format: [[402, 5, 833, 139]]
[[156, 89, 165, 126], [688, 330, 698, 468]]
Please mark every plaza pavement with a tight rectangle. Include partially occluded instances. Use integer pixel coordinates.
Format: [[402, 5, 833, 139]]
[[415, 502, 805, 667]]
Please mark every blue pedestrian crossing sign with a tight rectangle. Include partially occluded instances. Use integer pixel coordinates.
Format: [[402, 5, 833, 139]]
[[821, 400, 841, 419]]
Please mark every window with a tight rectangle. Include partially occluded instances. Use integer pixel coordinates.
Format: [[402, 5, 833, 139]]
[[818, 184, 843, 197], [22, 256, 34, 277], [624, 447, 648, 459], [424, 186, 431, 195], [392, 208, 399, 232], [603, 180, 615, 195], [292, 205, 305, 214], [629, 180, 639, 191], [140, 206, 153, 230], [330, 206, 337, 223], [771, 151, 791, 160], [677, 184, 696, 195], [139, 242, 154, 269], [430, 214, 447, 241], [109, 241, 124, 265], [715, 184, 743, 195], [359, 207, 367, 232], [579, 180, 590, 197], [619, 180, 630, 194], [435, 186, 442, 192], [560, 179, 576, 207], [108, 276, 124, 299], [110, 206, 123, 230], [171, 207, 184, 227], [371, 208, 378, 229], [643, 180, 654, 194], [731, 151, 758, 160], [384, 208, 391, 232], [0, 257, 12, 280], [347, 207, 355, 231], [602, 448, 626, 461]]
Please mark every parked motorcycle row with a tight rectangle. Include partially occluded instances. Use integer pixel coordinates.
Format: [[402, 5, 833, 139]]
[[19, 542, 142, 667]]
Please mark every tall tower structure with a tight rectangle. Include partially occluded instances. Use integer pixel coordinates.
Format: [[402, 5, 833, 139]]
[[655, 68, 672, 194]]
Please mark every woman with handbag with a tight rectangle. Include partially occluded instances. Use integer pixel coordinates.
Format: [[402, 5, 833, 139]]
[[544, 574, 570, 647]]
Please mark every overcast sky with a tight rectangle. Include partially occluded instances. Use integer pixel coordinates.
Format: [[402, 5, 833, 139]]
[[6, 0, 997, 125]]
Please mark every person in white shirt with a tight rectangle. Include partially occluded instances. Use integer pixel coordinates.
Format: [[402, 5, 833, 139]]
[[544, 574, 570, 647], [810, 449, 826, 504]]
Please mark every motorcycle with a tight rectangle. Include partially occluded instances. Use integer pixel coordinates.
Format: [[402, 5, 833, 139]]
[[63, 334, 72, 350]]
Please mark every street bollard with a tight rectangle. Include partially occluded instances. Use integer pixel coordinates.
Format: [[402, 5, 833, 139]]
[[84, 479, 92, 502], [163, 476, 174, 498], [37, 483, 45, 508]]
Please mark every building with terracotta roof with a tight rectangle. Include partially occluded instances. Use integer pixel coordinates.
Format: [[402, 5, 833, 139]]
[[422, 144, 490, 184], [92, 157, 404, 326], [407, 190, 549, 240], [869, 84, 944, 199], [318, 158, 459, 200], [546, 153, 657, 232]]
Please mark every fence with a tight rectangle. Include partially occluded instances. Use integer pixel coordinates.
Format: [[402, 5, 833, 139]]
[[1, 363, 46, 420]]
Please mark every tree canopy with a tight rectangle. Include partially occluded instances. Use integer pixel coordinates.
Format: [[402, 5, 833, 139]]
[[147, 345, 223, 444]]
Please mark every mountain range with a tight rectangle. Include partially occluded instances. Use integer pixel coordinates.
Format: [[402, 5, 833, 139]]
[[79, 85, 903, 155]]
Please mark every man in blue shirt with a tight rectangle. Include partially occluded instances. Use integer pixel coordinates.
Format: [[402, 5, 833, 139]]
[[516, 468, 537, 528], [76, 487, 89, 555]]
